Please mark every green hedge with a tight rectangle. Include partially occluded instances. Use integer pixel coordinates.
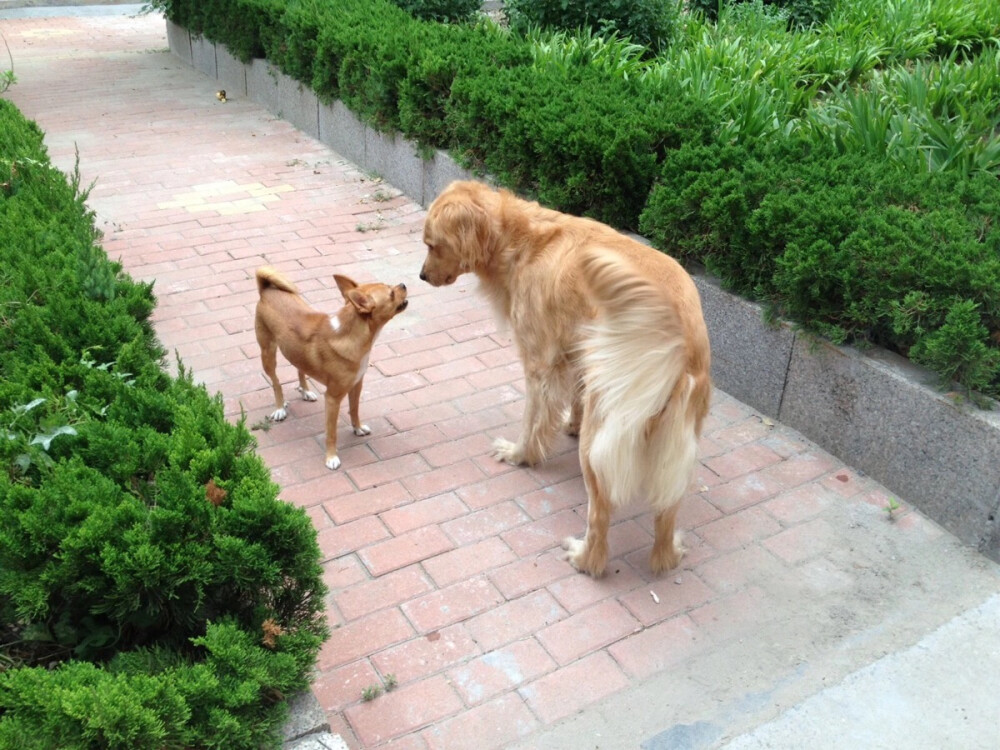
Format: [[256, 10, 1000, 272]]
[[156, 0, 1000, 398], [0, 98, 328, 748]]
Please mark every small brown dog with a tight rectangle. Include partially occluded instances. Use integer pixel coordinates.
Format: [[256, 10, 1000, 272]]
[[254, 266, 408, 470], [420, 181, 711, 577]]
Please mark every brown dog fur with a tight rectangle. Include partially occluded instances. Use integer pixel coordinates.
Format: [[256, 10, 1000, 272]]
[[420, 181, 711, 576], [254, 266, 407, 470]]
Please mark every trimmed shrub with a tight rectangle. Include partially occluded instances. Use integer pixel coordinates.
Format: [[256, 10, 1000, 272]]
[[0, 98, 328, 747]]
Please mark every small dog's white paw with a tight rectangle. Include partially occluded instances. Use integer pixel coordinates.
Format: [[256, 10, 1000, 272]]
[[325, 455, 342, 470], [269, 404, 289, 422], [297, 387, 319, 402], [353, 424, 371, 436], [492, 437, 524, 465]]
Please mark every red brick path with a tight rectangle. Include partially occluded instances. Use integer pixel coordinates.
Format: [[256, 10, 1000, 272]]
[[3, 12, 957, 750]]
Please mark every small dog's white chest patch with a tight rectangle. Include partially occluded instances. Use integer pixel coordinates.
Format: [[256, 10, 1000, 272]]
[[353, 354, 369, 386], [329, 315, 341, 333]]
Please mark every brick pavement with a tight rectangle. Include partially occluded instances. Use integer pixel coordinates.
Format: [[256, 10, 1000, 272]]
[[4, 11, 999, 750]]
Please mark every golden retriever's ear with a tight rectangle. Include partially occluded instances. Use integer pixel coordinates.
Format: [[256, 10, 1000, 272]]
[[334, 274, 357, 299], [345, 288, 374, 315], [441, 201, 485, 259]]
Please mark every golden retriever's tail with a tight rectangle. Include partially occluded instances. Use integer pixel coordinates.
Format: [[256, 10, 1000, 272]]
[[578, 247, 703, 512], [255, 266, 298, 296]]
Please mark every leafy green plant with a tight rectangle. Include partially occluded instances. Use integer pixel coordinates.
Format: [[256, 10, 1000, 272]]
[[506, 0, 680, 55]]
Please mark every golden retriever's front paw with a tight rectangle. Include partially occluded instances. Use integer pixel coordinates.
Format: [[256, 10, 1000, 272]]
[[492, 437, 526, 465], [561, 536, 606, 577]]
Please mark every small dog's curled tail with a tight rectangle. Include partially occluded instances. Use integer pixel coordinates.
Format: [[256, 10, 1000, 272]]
[[256, 266, 298, 296], [578, 246, 704, 510]]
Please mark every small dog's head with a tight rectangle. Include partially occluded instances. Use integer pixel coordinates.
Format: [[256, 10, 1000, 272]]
[[420, 181, 491, 287], [334, 275, 408, 328]]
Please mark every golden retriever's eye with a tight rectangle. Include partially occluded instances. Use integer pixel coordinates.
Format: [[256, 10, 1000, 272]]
[[426, 243, 436, 255]]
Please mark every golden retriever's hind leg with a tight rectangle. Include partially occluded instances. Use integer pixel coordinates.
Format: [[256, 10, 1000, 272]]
[[296, 370, 319, 402], [564, 394, 584, 437], [650, 503, 685, 575], [562, 457, 611, 577], [494, 370, 563, 466]]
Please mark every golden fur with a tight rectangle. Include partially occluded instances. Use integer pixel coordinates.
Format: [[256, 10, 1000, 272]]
[[254, 266, 407, 470], [420, 181, 711, 576]]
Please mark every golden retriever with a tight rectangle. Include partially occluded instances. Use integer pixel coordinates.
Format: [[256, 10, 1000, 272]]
[[419, 180, 711, 577]]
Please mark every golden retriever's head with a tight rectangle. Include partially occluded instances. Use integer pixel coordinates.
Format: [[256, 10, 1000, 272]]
[[420, 181, 492, 287]]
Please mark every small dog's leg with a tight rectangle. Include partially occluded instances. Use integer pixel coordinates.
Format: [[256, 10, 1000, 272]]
[[259, 335, 289, 421], [562, 454, 611, 577], [296, 371, 319, 402], [324, 391, 345, 470], [493, 370, 562, 465], [347, 379, 371, 436], [650, 503, 685, 574]]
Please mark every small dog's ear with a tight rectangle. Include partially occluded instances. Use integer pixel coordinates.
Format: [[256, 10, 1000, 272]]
[[346, 289, 374, 315], [334, 274, 357, 299]]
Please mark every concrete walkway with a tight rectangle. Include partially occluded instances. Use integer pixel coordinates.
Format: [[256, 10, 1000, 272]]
[[3, 8, 999, 750]]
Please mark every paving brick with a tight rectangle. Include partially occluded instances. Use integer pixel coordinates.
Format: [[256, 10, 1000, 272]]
[[455, 471, 542, 511], [369, 424, 448, 461], [465, 590, 567, 652], [345, 675, 463, 746], [702, 442, 784, 480], [517, 477, 587, 520], [347, 452, 432, 491], [500, 509, 582, 558], [419, 434, 494, 469], [318, 609, 415, 671], [402, 459, 486, 499], [422, 538, 517, 588], [763, 518, 837, 565], [380, 492, 468, 536], [317, 517, 391, 562], [618, 571, 716, 626], [325, 481, 414, 525], [763, 483, 841, 525], [688, 586, 774, 643], [442, 502, 531, 546], [547, 564, 645, 614], [359, 525, 455, 577], [402, 576, 506, 634], [536, 600, 641, 666], [423, 692, 539, 750], [371, 624, 481, 684], [490, 549, 580, 599], [758, 451, 837, 490], [698, 506, 783, 551], [702, 472, 785, 514], [312, 659, 382, 713], [323, 555, 369, 593], [695, 544, 790, 594], [518, 651, 630, 724], [335, 566, 434, 621], [608, 614, 709, 679]]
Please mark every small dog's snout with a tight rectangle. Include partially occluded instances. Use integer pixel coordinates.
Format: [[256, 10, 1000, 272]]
[[419, 270, 427, 282], [400, 283, 407, 292]]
